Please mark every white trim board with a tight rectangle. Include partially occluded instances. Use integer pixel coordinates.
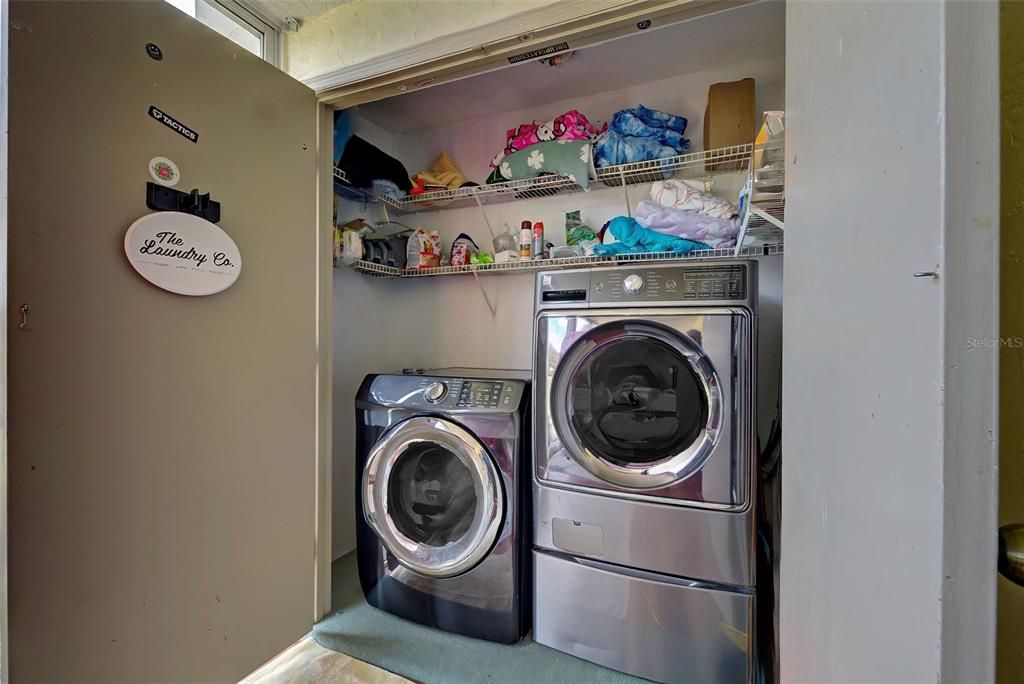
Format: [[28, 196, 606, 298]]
[[939, 0, 1000, 679], [311, 0, 754, 108]]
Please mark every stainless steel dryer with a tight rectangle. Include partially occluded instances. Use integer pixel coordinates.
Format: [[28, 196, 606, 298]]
[[533, 262, 758, 683], [355, 368, 530, 644]]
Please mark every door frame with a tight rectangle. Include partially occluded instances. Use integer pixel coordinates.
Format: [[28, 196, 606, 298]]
[[315, 100, 333, 620], [940, 0, 1001, 678], [0, 0, 9, 677]]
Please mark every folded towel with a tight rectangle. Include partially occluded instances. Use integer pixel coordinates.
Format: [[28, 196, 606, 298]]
[[633, 201, 740, 248], [650, 178, 739, 219], [611, 108, 688, 150], [412, 152, 473, 190], [594, 130, 681, 168], [489, 140, 593, 190], [632, 104, 688, 133], [593, 216, 709, 255]]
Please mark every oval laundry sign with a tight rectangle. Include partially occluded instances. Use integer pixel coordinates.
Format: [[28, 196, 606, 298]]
[[124, 212, 241, 296]]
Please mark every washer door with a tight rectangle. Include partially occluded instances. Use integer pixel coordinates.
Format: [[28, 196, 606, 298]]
[[551, 320, 723, 489], [362, 416, 504, 578]]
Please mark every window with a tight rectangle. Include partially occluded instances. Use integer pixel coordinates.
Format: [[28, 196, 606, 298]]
[[163, 0, 279, 65]]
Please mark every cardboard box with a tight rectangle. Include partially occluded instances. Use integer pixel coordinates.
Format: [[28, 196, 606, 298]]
[[704, 78, 756, 169]]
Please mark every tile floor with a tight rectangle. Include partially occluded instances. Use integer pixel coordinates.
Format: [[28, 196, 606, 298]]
[[241, 635, 409, 683]]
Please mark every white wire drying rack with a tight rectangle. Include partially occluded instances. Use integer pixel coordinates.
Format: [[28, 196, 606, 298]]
[[348, 243, 783, 279], [338, 139, 784, 311], [333, 143, 763, 214]]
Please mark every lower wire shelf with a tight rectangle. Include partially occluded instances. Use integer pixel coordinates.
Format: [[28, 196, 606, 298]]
[[345, 243, 783, 279]]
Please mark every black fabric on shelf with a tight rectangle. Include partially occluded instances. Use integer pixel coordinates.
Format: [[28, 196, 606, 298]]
[[336, 135, 413, 192]]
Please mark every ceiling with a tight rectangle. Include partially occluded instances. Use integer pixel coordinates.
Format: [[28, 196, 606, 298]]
[[355, 0, 785, 133], [243, 0, 349, 26]]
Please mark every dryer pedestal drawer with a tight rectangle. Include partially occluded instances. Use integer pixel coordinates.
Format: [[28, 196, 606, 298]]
[[534, 483, 755, 586], [533, 550, 753, 684]]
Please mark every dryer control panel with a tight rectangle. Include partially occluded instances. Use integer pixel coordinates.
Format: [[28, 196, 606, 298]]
[[537, 261, 755, 310], [590, 264, 747, 302]]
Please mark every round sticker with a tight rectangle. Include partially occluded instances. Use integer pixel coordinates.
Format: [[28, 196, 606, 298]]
[[148, 156, 180, 187], [124, 212, 241, 296]]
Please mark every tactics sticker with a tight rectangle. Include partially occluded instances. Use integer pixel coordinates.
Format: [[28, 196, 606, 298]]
[[148, 106, 198, 143]]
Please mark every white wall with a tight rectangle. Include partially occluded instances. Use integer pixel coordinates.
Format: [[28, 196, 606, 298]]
[[285, 0, 560, 83], [331, 54, 785, 559], [395, 56, 785, 183]]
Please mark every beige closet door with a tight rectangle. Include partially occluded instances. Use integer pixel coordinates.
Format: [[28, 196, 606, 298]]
[[8, 1, 319, 681], [999, 1, 1024, 680]]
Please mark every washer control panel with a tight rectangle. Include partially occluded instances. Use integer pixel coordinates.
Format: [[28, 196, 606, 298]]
[[423, 381, 448, 403], [590, 264, 747, 303], [368, 373, 527, 412], [622, 273, 645, 294], [457, 380, 515, 408]]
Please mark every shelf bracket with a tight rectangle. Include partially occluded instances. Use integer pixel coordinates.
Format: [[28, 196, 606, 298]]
[[749, 204, 784, 230], [620, 169, 631, 217], [472, 270, 498, 319], [473, 195, 497, 243], [734, 170, 754, 258]]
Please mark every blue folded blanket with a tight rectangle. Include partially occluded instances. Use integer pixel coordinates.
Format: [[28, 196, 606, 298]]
[[593, 216, 709, 255], [594, 104, 691, 167], [612, 106, 689, 149], [594, 131, 680, 168]]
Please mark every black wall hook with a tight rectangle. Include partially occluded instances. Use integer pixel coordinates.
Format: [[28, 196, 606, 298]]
[[146, 182, 221, 223]]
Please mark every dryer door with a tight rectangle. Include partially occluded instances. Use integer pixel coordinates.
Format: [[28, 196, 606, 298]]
[[362, 417, 504, 578], [550, 319, 723, 490]]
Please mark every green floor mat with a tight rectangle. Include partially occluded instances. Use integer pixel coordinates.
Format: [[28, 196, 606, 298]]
[[312, 552, 645, 684]]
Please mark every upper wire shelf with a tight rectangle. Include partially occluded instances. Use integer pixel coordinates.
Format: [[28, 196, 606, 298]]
[[595, 143, 753, 187], [332, 167, 383, 205], [334, 142, 776, 214]]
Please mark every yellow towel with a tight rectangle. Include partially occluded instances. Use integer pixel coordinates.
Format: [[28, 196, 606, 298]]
[[413, 152, 471, 189]]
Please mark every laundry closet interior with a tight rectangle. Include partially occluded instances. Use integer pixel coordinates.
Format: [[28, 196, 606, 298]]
[[327, 0, 785, 680]]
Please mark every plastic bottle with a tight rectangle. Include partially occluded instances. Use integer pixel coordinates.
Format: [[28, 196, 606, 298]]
[[493, 223, 519, 262], [519, 220, 533, 259], [533, 221, 545, 260]]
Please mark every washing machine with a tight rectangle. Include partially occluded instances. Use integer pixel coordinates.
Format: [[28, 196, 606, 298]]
[[355, 368, 530, 644], [532, 262, 758, 683]]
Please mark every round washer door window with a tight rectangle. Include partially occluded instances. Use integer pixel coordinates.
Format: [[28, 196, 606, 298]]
[[362, 417, 503, 578], [552, 321, 723, 489]]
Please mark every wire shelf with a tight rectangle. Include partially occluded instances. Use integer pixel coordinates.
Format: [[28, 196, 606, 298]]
[[333, 167, 393, 205], [748, 198, 785, 233], [347, 243, 783, 279], [339, 142, 783, 214], [389, 173, 586, 212], [595, 143, 754, 187]]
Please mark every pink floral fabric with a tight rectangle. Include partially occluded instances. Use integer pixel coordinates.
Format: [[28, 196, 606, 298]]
[[490, 109, 606, 168]]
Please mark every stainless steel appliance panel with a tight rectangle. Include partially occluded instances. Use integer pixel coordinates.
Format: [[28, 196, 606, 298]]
[[535, 262, 758, 311], [533, 551, 753, 684], [534, 482, 755, 586], [535, 309, 753, 508], [355, 371, 531, 643]]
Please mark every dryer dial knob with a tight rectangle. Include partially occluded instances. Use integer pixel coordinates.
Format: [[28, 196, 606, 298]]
[[623, 273, 645, 294], [424, 381, 448, 403]]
